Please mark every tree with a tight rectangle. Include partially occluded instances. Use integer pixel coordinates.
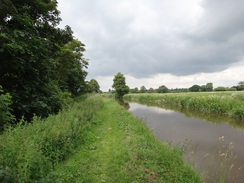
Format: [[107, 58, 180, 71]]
[[237, 81, 244, 91], [112, 72, 129, 100], [140, 86, 147, 93], [0, 0, 73, 120], [206, 83, 213, 91], [157, 85, 168, 93], [148, 88, 154, 93], [88, 79, 100, 93], [55, 39, 88, 95], [214, 86, 227, 91], [130, 87, 139, 93], [189, 85, 201, 92], [201, 83, 213, 92]]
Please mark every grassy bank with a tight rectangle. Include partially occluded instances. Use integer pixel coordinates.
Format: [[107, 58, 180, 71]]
[[48, 97, 202, 182], [0, 95, 104, 183], [0, 95, 202, 182], [124, 92, 244, 119]]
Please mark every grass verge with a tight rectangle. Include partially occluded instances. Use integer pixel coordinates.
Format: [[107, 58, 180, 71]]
[[49, 97, 202, 183], [0, 95, 104, 183]]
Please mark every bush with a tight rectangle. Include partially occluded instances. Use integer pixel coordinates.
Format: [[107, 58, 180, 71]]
[[214, 86, 227, 91], [0, 86, 15, 132]]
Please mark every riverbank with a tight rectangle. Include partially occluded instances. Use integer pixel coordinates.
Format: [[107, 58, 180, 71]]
[[51, 96, 201, 182], [124, 92, 244, 119], [0, 95, 202, 182]]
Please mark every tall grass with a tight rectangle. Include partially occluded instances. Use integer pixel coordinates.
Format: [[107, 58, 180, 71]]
[[0, 95, 104, 183], [124, 92, 244, 119]]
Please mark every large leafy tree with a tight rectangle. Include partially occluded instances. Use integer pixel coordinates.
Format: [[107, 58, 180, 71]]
[[140, 86, 147, 93], [55, 39, 88, 95], [189, 85, 201, 92], [201, 83, 213, 92], [112, 72, 129, 100], [87, 79, 100, 93], [157, 85, 169, 93], [0, 0, 73, 120], [237, 81, 244, 91]]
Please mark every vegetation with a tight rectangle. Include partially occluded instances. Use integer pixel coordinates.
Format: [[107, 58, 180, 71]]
[[87, 79, 100, 93], [52, 97, 202, 182], [0, 95, 104, 182], [0, 86, 15, 132], [0, 95, 202, 182], [124, 92, 244, 119], [128, 81, 244, 94], [0, 0, 88, 126], [112, 72, 129, 100], [55, 39, 88, 96]]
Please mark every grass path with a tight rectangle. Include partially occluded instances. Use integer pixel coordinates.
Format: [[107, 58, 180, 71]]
[[52, 98, 202, 183]]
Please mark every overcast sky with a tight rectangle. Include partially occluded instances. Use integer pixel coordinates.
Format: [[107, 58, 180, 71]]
[[57, 0, 244, 91]]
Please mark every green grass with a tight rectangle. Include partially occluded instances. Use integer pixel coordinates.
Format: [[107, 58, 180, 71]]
[[124, 92, 244, 119], [48, 97, 202, 183], [0, 95, 104, 183], [0, 95, 202, 182]]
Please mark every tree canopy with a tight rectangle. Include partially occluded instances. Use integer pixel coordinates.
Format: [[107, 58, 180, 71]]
[[157, 85, 169, 93], [112, 72, 129, 100], [88, 79, 100, 93], [189, 85, 201, 92], [0, 0, 88, 122]]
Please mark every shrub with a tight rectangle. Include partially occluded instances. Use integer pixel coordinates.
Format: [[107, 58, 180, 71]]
[[0, 86, 15, 132]]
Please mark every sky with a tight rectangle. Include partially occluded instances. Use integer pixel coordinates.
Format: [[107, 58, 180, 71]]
[[57, 0, 244, 91]]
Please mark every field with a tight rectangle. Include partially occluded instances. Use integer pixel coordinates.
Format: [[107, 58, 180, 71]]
[[124, 91, 244, 119], [0, 95, 201, 183]]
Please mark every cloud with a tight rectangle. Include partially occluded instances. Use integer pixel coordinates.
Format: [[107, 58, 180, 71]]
[[96, 59, 244, 91], [57, 0, 244, 90]]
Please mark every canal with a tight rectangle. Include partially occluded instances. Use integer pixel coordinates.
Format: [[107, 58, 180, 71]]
[[128, 102, 244, 183]]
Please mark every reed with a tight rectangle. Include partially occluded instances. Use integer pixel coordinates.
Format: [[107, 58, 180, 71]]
[[124, 92, 244, 119]]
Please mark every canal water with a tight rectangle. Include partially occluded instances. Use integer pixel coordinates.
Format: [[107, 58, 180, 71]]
[[128, 102, 244, 183]]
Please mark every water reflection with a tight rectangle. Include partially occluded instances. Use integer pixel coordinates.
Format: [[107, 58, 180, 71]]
[[129, 100, 244, 129], [117, 99, 130, 109], [129, 102, 244, 183]]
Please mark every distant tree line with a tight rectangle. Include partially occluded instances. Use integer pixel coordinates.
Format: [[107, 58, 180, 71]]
[[125, 81, 244, 94], [0, 0, 101, 131]]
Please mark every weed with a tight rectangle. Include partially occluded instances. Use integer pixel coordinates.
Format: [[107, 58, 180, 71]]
[[0, 95, 104, 182], [124, 92, 244, 120]]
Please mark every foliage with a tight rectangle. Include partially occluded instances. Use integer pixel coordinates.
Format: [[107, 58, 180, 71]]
[[214, 86, 227, 91], [55, 39, 88, 96], [0, 0, 89, 122], [148, 87, 154, 93], [0, 95, 104, 182], [87, 79, 100, 93], [230, 106, 244, 118], [112, 72, 129, 100], [0, 86, 15, 132], [201, 83, 213, 91], [189, 84, 201, 92], [157, 85, 169, 93], [124, 92, 244, 119], [50, 97, 202, 183], [140, 86, 147, 93], [237, 81, 244, 91], [130, 87, 139, 93]]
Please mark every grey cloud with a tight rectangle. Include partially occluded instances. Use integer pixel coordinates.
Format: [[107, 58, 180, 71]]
[[59, 0, 244, 79]]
